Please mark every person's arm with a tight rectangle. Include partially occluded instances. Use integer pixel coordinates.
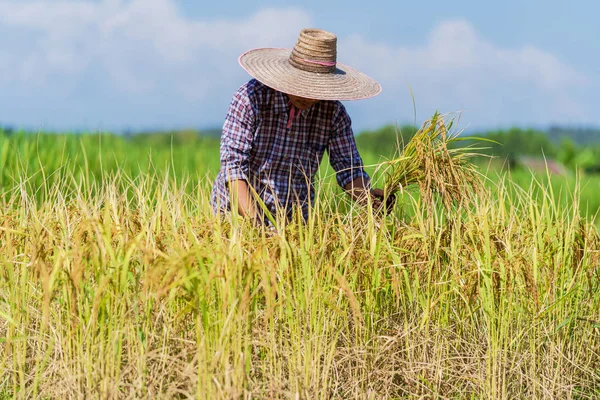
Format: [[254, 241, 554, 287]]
[[219, 84, 258, 221], [230, 179, 257, 220], [328, 103, 389, 211]]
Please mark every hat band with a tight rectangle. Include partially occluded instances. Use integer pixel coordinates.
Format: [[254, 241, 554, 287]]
[[303, 59, 336, 67]]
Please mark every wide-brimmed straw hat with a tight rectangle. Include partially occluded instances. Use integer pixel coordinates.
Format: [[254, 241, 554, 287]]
[[238, 28, 381, 101]]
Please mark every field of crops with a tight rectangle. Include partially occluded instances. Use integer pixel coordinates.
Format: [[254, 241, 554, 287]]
[[1, 131, 599, 398]]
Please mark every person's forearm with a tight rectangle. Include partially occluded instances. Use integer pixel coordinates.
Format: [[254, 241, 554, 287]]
[[230, 179, 256, 219]]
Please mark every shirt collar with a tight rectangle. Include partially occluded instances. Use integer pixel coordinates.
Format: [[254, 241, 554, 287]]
[[273, 90, 314, 119]]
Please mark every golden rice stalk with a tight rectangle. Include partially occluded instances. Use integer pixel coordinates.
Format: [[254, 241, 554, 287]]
[[378, 112, 487, 212]]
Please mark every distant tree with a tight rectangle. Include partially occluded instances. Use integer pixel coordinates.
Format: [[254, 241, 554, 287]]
[[573, 148, 596, 169], [355, 124, 418, 158], [557, 137, 577, 167], [0, 125, 15, 136], [471, 128, 557, 159], [548, 125, 600, 145]]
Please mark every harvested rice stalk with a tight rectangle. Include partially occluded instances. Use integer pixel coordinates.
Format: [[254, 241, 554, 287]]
[[378, 112, 487, 212]]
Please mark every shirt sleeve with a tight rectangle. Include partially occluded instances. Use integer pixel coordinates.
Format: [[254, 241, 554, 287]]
[[219, 85, 256, 185], [328, 102, 370, 188]]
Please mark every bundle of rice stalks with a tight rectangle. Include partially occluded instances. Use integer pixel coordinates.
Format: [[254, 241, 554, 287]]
[[379, 112, 488, 212]]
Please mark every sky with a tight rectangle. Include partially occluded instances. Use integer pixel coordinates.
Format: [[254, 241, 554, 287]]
[[0, 0, 599, 134]]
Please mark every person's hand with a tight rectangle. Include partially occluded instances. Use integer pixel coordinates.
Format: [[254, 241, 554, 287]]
[[370, 188, 396, 215], [344, 178, 396, 215]]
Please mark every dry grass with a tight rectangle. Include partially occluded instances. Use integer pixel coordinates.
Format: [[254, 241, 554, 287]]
[[0, 165, 599, 399], [1, 120, 600, 398]]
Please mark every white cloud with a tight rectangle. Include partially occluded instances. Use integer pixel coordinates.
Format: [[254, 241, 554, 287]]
[[0, 2, 594, 130], [0, 0, 311, 96], [343, 20, 586, 90], [340, 20, 590, 127]]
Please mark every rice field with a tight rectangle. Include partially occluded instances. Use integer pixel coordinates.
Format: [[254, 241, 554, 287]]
[[1, 130, 599, 398]]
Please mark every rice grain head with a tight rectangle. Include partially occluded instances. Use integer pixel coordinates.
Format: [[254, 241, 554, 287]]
[[379, 112, 487, 213]]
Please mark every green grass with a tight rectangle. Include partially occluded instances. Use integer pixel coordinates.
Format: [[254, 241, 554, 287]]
[[0, 131, 599, 398]]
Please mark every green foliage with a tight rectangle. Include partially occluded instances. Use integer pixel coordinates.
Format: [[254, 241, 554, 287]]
[[574, 148, 598, 169], [355, 124, 418, 159], [355, 124, 600, 172], [548, 125, 600, 145], [0, 131, 221, 199], [558, 137, 578, 166], [1, 132, 599, 397], [2, 129, 600, 221], [469, 127, 557, 158]]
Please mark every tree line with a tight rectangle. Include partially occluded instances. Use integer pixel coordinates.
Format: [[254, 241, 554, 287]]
[[355, 125, 600, 171]]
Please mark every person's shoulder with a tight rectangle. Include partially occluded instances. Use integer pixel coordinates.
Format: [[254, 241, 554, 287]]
[[235, 79, 272, 100], [230, 80, 271, 115], [318, 100, 348, 118], [235, 79, 285, 115], [318, 99, 344, 110]]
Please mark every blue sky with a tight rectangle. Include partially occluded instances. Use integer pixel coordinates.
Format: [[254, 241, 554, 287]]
[[0, 0, 598, 133]]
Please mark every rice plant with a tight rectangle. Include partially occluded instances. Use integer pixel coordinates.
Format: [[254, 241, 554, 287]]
[[379, 112, 488, 212], [0, 128, 599, 399]]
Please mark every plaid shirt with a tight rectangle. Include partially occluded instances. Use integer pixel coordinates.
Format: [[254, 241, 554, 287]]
[[210, 79, 369, 221]]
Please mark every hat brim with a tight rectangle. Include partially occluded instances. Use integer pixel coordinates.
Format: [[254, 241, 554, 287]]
[[239, 48, 382, 101]]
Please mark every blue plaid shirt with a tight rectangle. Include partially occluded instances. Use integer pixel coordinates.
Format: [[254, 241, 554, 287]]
[[210, 79, 369, 221]]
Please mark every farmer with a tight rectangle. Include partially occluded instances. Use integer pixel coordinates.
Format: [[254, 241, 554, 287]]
[[211, 28, 389, 225]]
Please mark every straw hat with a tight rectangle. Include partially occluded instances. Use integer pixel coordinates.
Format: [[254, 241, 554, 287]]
[[238, 28, 381, 101]]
